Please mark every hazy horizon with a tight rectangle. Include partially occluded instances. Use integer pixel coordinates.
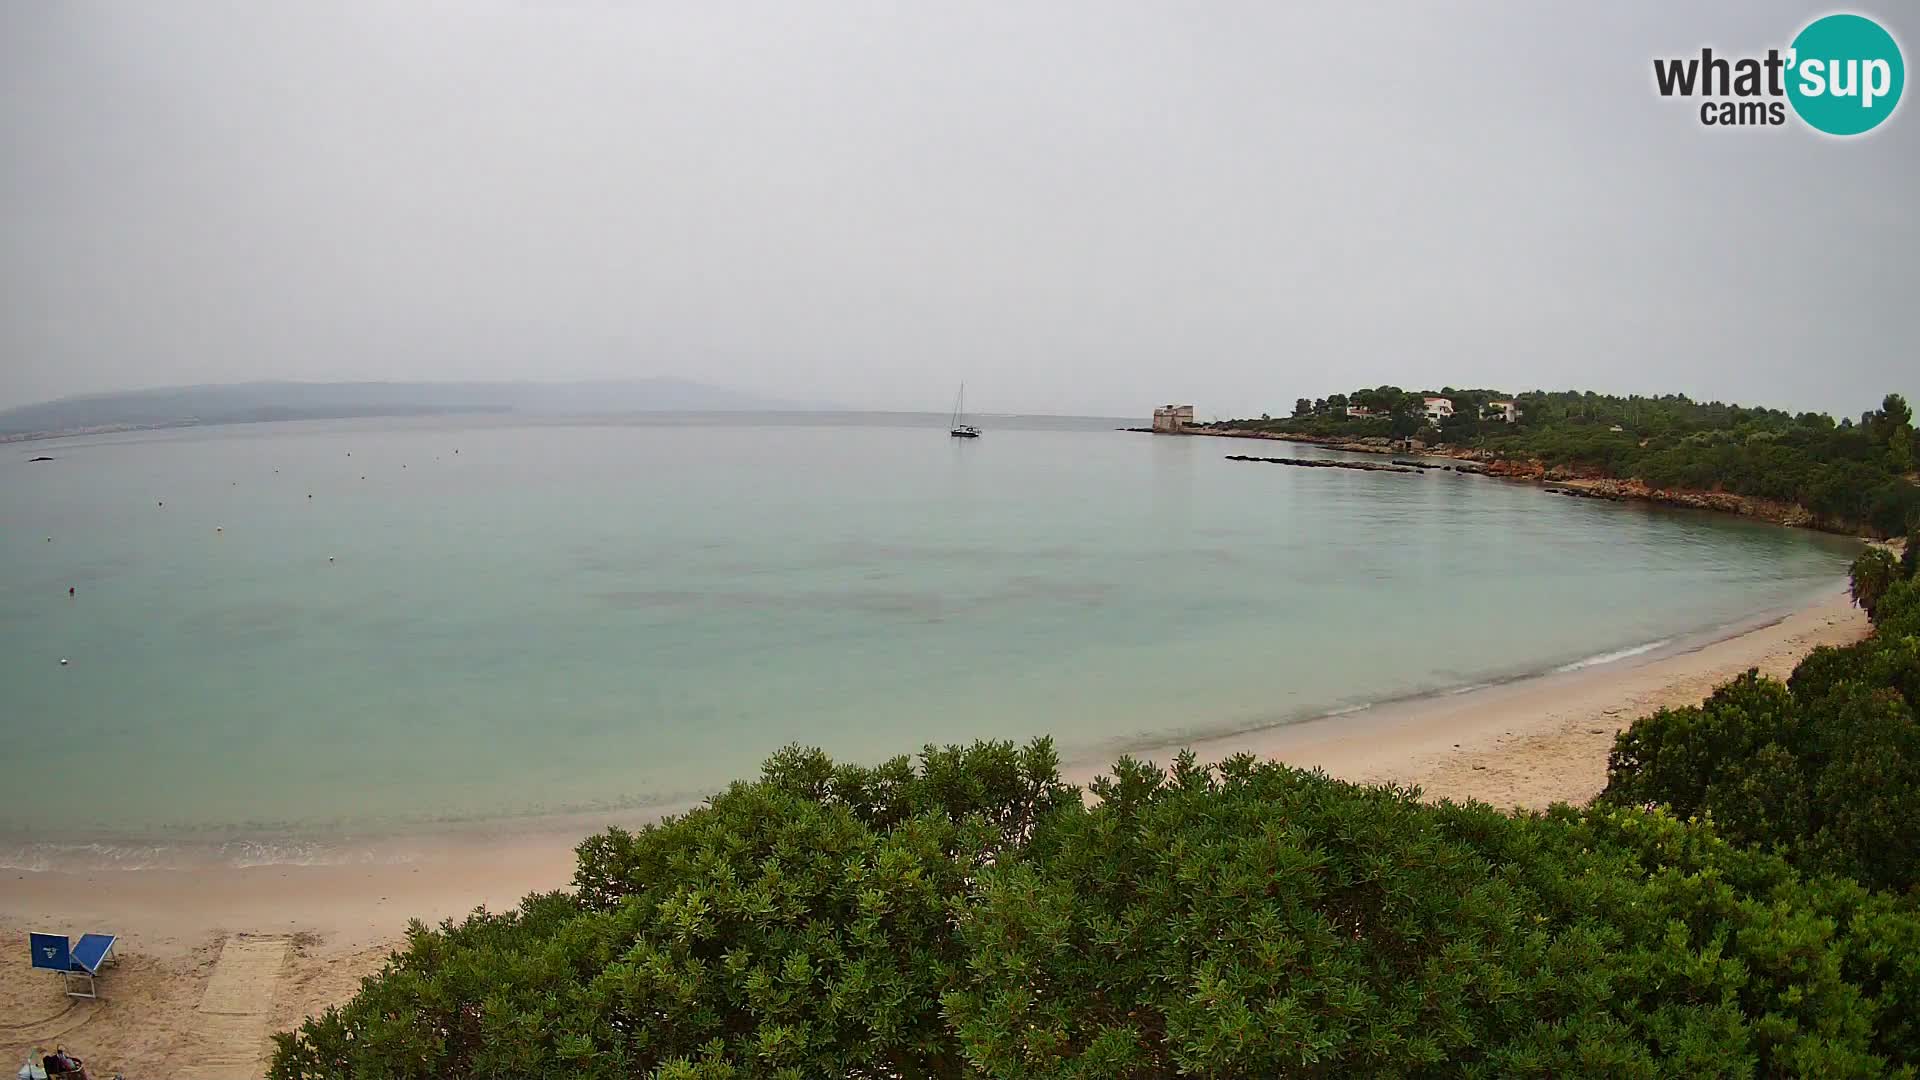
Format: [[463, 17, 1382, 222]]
[[4, 3, 1915, 418], [2, 373, 1909, 425]]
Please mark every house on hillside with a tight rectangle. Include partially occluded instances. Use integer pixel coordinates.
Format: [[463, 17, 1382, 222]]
[[1345, 405, 1376, 418], [1423, 396, 1454, 424], [1481, 399, 1520, 423], [1152, 404, 1195, 433]]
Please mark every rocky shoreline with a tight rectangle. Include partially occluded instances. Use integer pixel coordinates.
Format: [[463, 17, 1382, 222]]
[[1191, 427, 1824, 531]]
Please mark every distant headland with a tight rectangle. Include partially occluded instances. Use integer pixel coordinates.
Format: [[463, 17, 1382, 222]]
[[1140, 385, 1919, 539], [0, 378, 830, 442]]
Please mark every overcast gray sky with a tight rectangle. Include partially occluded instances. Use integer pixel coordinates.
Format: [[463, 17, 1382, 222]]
[[2, 2, 1914, 418]]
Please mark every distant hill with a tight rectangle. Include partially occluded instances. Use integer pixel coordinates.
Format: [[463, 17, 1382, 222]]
[[0, 379, 828, 438]]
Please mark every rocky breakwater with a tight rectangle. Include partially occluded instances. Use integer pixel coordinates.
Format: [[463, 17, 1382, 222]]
[[1391, 459, 1491, 475], [1225, 454, 1418, 474]]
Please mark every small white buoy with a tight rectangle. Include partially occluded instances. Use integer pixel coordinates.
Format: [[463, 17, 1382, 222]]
[[216, 526, 223, 533], [328, 556, 335, 562], [59, 658, 68, 666]]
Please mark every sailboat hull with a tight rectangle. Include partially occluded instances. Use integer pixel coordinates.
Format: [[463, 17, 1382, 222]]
[[948, 383, 980, 437]]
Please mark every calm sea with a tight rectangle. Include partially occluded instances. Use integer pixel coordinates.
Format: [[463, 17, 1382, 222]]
[[0, 414, 1858, 864]]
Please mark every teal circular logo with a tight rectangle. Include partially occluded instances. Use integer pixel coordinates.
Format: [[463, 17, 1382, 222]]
[[1787, 14, 1904, 135]]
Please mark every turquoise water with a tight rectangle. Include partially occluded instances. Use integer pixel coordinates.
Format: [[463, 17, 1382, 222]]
[[0, 416, 1858, 855]]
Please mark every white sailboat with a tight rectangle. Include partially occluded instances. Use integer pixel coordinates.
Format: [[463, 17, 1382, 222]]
[[948, 383, 980, 438]]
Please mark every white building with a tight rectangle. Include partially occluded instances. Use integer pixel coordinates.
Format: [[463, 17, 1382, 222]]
[[1152, 404, 1195, 433], [1345, 405, 1375, 418], [1423, 396, 1454, 424], [1481, 399, 1519, 423]]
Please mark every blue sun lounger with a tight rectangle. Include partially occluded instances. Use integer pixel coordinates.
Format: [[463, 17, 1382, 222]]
[[29, 931, 117, 999]]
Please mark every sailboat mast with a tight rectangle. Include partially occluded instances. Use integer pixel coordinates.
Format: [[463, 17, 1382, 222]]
[[952, 382, 965, 427]]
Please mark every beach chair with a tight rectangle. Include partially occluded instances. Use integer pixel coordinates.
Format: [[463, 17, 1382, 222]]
[[29, 932, 117, 999]]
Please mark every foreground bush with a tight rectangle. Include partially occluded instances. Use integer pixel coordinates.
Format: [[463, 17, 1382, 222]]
[[274, 740, 1067, 1079], [273, 739, 1920, 1078], [1601, 545, 1920, 892]]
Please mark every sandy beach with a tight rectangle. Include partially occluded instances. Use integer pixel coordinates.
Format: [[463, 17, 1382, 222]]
[[1, 586, 1871, 1077], [1098, 585, 1868, 809]]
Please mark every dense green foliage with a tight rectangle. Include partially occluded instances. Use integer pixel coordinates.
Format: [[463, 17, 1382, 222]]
[[273, 742, 1069, 1079], [953, 759, 1920, 1078], [278, 726, 1920, 1076], [1602, 544, 1920, 891], [1228, 389, 1920, 536]]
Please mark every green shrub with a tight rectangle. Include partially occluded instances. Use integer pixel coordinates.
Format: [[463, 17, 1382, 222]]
[[1602, 678, 1920, 891]]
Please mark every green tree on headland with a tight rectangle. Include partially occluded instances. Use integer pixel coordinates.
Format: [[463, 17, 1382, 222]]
[[1868, 393, 1911, 444], [1875, 393, 1914, 473]]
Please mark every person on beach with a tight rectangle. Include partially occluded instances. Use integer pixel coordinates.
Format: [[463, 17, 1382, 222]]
[[41, 1047, 89, 1080]]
